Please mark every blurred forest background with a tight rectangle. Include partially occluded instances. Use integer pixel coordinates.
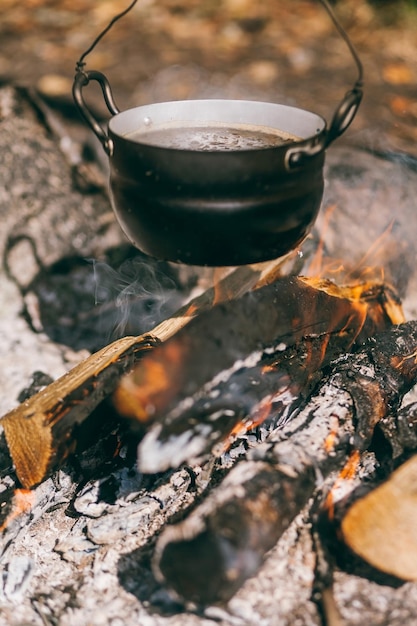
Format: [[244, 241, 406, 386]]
[[1, 0, 416, 155]]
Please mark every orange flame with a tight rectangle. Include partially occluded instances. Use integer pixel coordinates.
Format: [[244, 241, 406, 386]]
[[0, 489, 35, 533], [325, 450, 361, 520], [113, 340, 187, 422], [308, 205, 395, 287], [392, 348, 417, 369], [182, 302, 199, 317], [344, 221, 394, 284]]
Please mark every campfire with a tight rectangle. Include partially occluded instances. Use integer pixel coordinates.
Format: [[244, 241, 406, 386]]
[[3, 153, 417, 621], [1, 23, 417, 626]]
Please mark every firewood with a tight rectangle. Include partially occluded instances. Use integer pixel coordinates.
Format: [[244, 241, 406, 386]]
[[332, 401, 417, 583], [153, 321, 417, 605], [377, 399, 417, 461], [0, 258, 288, 489], [0, 335, 157, 490], [339, 454, 417, 582], [115, 277, 403, 474], [2, 84, 417, 626], [0, 268, 404, 491]]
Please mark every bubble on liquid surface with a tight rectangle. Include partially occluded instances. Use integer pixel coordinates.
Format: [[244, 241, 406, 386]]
[[127, 122, 299, 152]]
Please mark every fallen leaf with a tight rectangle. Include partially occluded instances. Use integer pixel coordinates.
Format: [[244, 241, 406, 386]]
[[383, 62, 414, 86], [247, 60, 279, 85], [37, 74, 73, 98], [389, 95, 417, 119]]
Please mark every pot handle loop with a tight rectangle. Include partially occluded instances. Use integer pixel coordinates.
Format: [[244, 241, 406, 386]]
[[326, 87, 363, 145], [73, 69, 120, 156], [72, 1, 137, 155], [286, 84, 363, 169], [285, 85, 363, 170]]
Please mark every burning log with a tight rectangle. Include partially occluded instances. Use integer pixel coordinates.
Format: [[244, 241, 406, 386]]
[[115, 277, 403, 473], [0, 258, 289, 489], [0, 335, 157, 489], [377, 398, 417, 461], [2, 82, 417, 624], [2, 271, 401, 490], [152, 321, 417, 605]]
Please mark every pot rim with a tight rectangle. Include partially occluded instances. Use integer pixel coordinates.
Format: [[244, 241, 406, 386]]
[[108, 99, 327, 153]]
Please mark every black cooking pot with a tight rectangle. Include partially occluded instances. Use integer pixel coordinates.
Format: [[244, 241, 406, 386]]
[[73, 1, 363, 266]]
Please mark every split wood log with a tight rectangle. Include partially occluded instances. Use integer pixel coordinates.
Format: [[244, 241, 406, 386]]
[[331, 400, 417, 583], [0, 258, 290, 489], [339, 454, 417, 582], [1, 335, 157, 490], [153, 321, 417, 605]]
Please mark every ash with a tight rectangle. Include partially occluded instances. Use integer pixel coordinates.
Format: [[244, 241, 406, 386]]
[[2, 84, 417, 626]]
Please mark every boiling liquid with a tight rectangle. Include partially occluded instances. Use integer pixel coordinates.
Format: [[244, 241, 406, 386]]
[[127, 122, 299, 151]]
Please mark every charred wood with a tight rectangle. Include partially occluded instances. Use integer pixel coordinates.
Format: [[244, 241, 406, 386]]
[[0, 258, 288, 489], [116, 277, 403, 473], [153, 321, 417, 605], [376, 400, 417, 462], [1, 83, 417, 626]]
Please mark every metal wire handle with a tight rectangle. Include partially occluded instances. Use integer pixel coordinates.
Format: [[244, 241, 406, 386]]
[[75, 0, 139, 73], [315, 0, 363, 144], [73, 0, 139, 155], [74, 0, 362, 86], [285, 0, 363, 169], [319, 0, 363, 89], [73, 0, 363, 163]]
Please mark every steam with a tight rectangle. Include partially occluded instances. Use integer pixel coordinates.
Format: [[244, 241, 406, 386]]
[[131, 63, 285, 109], [315, 145, 417, 321], [91, 254, 186, 341]]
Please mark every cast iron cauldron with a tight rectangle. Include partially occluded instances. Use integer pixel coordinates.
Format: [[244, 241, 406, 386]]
[[73, 0, 363, 266]]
